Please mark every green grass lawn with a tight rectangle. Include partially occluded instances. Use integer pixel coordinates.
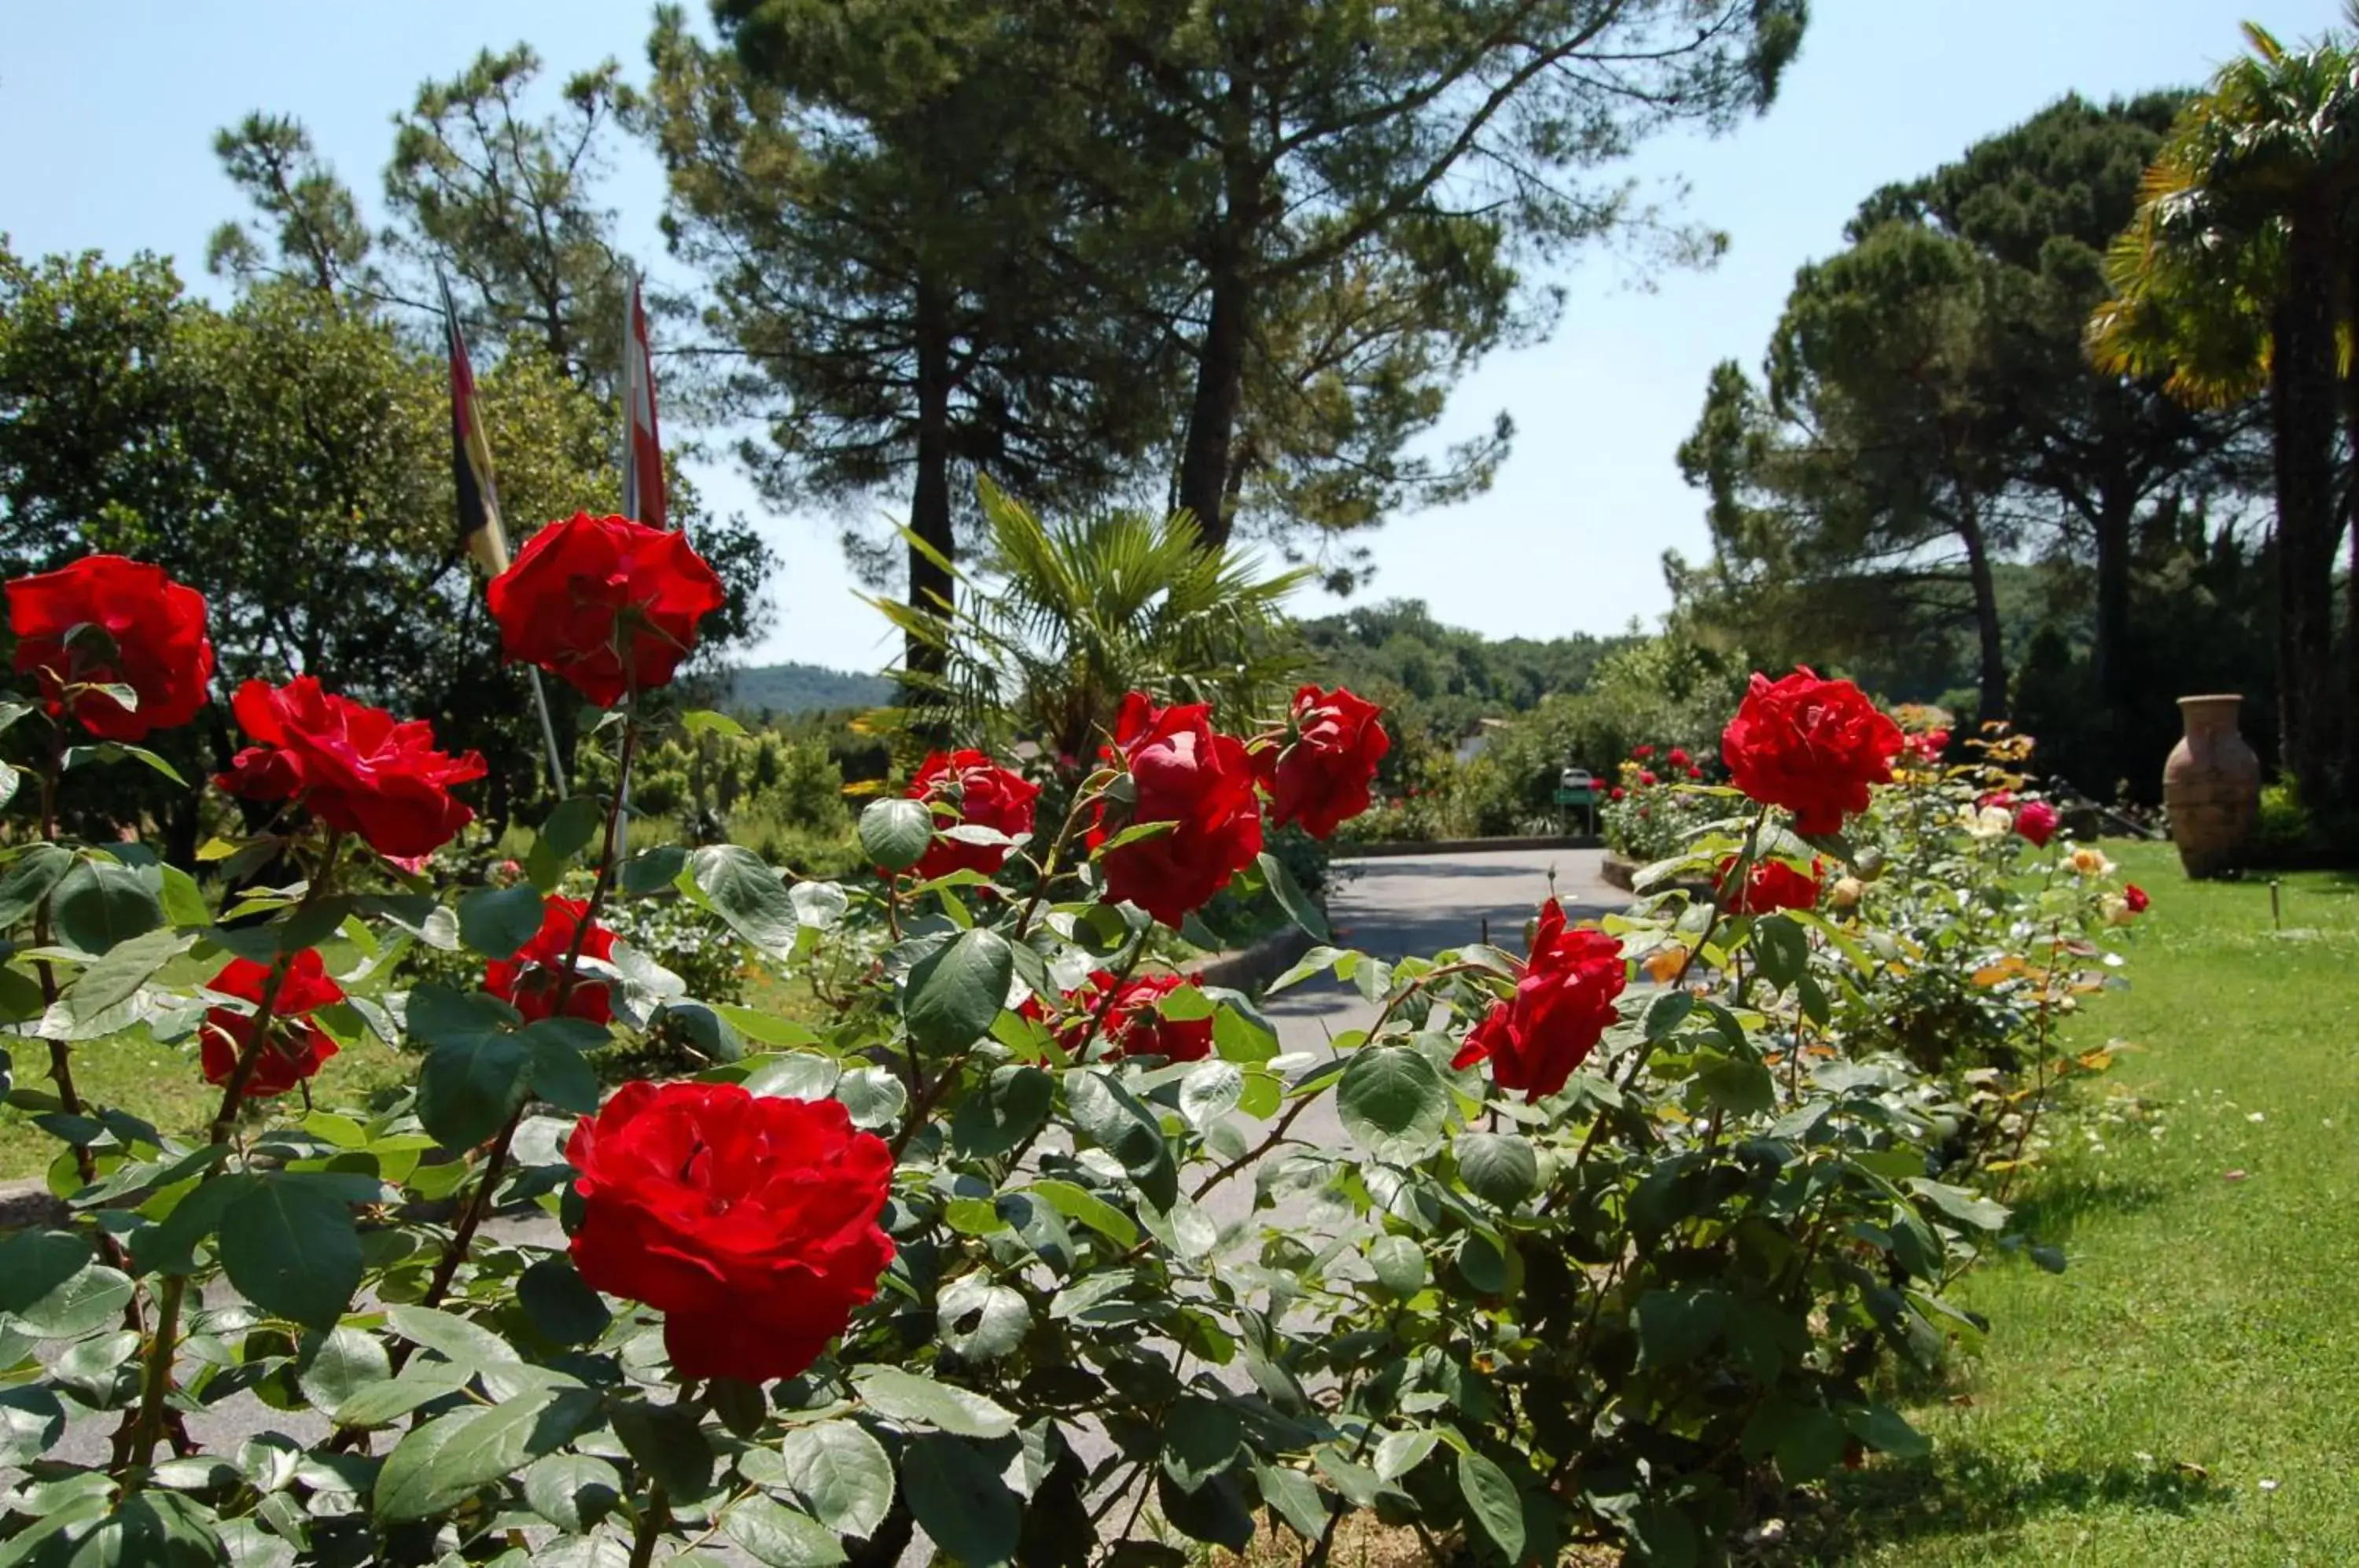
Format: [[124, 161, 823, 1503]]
[[1834, 841, 2359, 1566]]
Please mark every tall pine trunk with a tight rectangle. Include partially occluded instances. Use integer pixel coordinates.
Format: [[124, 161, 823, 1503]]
[[1174, 78, 1262, 547], [2268, 209, 2340, 808], [2091, 483, 2136, 789], [903, 281, 956, 742], [1960, 497, 2009, 727]]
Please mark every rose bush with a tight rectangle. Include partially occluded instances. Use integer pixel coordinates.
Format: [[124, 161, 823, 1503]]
[[0, 520, 2141, 1568]]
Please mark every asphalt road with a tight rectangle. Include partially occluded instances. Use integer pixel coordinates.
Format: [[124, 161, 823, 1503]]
[[20, 845, 1619, 1543]]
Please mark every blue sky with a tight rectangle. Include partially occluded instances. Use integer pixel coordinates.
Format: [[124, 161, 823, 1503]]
[[3, 1, 2346, 672]]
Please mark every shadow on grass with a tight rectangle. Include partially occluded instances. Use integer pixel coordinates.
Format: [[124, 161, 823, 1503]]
[[1806, 1446, 2227, 1561], [2003, 1167, 2180, 1247]]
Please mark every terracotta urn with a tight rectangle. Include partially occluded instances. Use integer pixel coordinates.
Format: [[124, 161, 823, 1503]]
[[2162, 694, 2261, 878]]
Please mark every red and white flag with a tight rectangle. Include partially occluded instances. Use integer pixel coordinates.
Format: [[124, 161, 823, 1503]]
[[620, 273, 667, 532]]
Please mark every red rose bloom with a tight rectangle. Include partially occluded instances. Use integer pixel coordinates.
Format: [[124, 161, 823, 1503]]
[[1632, 745, 1655, 759], [568, 1082, 894, 1384], [217, 677, 484, 859], [1638, 770, 1658, 788], [2123, 883, 2150, 914], [1610, 786, 1625, 802], [487, 513, 726, 708], [486, 896, 619, 1025], [1686, 766, 1705, 781], [1720, 668, 1904, 835], [1257, 685, 1389, 838], [7, 554, 214, 742], [907, 750, 1040, 882], [1088, 693, 1262, 926], [2013, 800, 2060, 847], [1452, 900, 1626, 1101], [200, 951, 344, 1100], [1716, 856, 1823, 915], [1024, 970, 1214, 1062], [1666, 747, 1691, 767]]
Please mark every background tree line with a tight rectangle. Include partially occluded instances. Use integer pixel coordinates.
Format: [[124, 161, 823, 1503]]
[[1676, 18, 2359, 833]]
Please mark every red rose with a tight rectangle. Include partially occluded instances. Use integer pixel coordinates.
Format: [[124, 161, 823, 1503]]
[[1720, 668, 1904, 835], [1686, 766, 1704, 781], [487, 896, 619, 1025], [2123, 883, 2150, 914], [1256, 685, 1390, 839], [1610, 786, 1625, 802], [218, 678, 484, 859], [1024, 970, 1214, 1062], [1666, 747, 1691, 768], [1088, 693, 1262, 926], [1976, 789, 2017, 813], [1716, 856, 1822, 915], [1451, 900, 1626, 1100], [487, 512, 726, 707], [1632, 745, 1655, 759], [199, 950, 344, 1100], [907, 750, 1040, 881], [1638, 770, 1658, 788], [567, 1082, 894, 1384], [6, 554, 214, 742], [2013, 800, 2060, 847]]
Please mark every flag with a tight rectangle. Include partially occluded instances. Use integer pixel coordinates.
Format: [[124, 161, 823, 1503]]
[[620, 271, 667, 532], [443, 274, 509, 574]]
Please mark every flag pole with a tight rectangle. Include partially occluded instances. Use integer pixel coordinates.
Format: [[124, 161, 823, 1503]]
[[441, 268, 571, 798]]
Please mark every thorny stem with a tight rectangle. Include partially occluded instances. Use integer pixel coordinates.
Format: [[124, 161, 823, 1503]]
[[417, 710, 642, 1317], [1011, 782, 1099, 943], [30, 723, 99, 1189], [1994, 919, 2068, 1208], [626, 1481, 672, 1568], [123, 830, 347, 1486]]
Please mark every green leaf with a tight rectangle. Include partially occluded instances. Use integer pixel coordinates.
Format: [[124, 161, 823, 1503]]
[[1368, 1235, 1428, 1298], [1254, 1462, 1327, 1542], [1257, 851, 1330, 941], [859, 797, 933, 872], [458, 885, 546, 962], [1456, 1450, 1525, 1562], [156, 863, 208, 929], [374, 1388, 598, 1521], [1065, 1072, 1178, 1209], [938, 1275, 1030, 1362], [217, 1176, 362, 1331], [714, 1004, 820, 1049], [620, 845, 688, 896], [61, 926, 193, 1024], [1768, 1402, 1848, 1483], [903, 1433, 1021, 1568], [950, 1065, 1055, 1158], [407, 985, 534, 1148], [742, 1052, 841, 1101], [1632, 1288, 1727, 1371], [67, 741, 190, 786], [1694, 1054, 1776, 1117], [1179, 1061, 1244, 1129], [1162, 1397, 1243, 1493], [854, 1366, 1018, 1438], [1642, 988, 1695, 1042], [522, 1452, 621, 1533], [778, 1419, 895, 1540], [0, 1386, 65, 1469], [834, 1065, 907, 1129], [0, 844, 74, 929], [903, 928, 1014, 1055], [1336, 1046, 1449, 1163], [1091, 819, 1179, 856], [1454, 1132, 1539, 1208], [295, 1326, 391, 1414], [50, 859, 164, 956], [0, 1229, 94, 1313], [1750, 912, 1809, 989], [690, 844, 800, 954], [384, 1303, 522, 1371], [12, 1263, 134, 1338], [683, 708, 748, 738], [1372, 1430, 1437, 1482], [724, 1495, 847, 1568], [1267, 944, 1345, 993], [1844, 1402, 1932, 1459], [1016, 1180, 1139, 1248], [612, 1397, 717, 1498], [31, 1491, 226, 1568], [1906, 1178, 2009, 1232], [517, 1257, 611, 1346], [330, 1365, 473, 1428]]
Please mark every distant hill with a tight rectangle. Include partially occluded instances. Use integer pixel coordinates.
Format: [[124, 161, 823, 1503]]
[[725, 662, 896, 717]]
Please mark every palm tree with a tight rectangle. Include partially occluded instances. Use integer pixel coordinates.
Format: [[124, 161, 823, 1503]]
[[873, 480, 1312, 760], [2088, 19, 2359, 804]]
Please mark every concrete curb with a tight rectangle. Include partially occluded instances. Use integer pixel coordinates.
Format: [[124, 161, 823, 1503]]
[[1334, 834, 1603, 860]]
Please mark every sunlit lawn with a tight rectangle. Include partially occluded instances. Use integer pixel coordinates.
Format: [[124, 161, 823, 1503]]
[[1831, 841, 2359, 1566]]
